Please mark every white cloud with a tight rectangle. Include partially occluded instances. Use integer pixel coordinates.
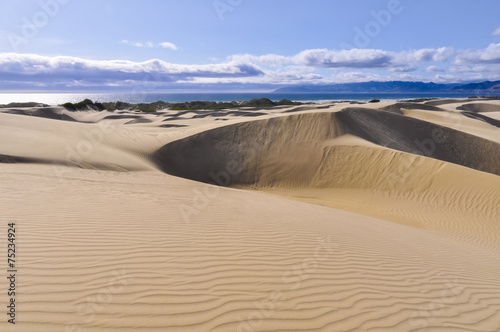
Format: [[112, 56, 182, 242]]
[[242, 47, 454, 72], [493, 27, 500, 36], [455, 43, 500, 64], [120, 40, 178, 50], [120, 40, 144, 47], [183, 65, 324, 85], [294, 48, 393, 69], [159, 42, 178, 50], [0, 53, 263, 85], [229, 54, 289, 66], [402, 47, 453, 62], [1, 44, 500, 90], [325, 71, 385, 83], [449, 65, 489, 73], [433, 47, 455, 61], [261, 66, 323, 84], [426, 66, 445, 73]]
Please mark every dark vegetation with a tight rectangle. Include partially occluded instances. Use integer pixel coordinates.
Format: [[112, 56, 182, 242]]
[[402, 98, 439, 103], [169, 98, 300, 110], [62, 99, 105, 111], [60, 98, 302, 112], [0, 102, 49, 108]]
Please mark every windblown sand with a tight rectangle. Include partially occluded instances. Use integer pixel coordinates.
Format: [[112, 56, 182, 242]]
[[1, 99, 499, 331]]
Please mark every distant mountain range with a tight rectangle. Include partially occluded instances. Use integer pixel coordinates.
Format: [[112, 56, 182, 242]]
[[273, 80, 500, 94]]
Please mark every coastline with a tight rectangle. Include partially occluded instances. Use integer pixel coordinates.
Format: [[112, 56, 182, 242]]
[[1, 92, 500, 106]]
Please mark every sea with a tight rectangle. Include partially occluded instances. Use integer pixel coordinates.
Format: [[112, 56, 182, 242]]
[[0, 92, 497, 105]]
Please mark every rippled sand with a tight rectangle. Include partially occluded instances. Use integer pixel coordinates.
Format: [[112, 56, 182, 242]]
[[1, 99, 499, 331]]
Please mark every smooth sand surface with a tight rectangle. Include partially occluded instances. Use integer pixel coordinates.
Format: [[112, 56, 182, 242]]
[[1, 99, 499, 331]]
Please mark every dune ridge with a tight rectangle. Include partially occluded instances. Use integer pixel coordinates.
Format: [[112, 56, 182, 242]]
[[155, 107, 500, 186], [153, 112, 345, 186]]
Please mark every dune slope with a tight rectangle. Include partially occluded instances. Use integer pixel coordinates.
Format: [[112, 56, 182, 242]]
[[153, 112, 346, 186], [153, 108, 500, 251], [155, 108, 500, 186]]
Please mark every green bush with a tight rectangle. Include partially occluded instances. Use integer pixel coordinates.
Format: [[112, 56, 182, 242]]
[[61, 99, 105, 111], [73, 99, 93, 108], [94, 102, 105, 111], [62, 102, 76, 110], [277, 99, 301, 106]]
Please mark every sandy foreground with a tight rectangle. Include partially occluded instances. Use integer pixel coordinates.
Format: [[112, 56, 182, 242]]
[[0, 99, 499, 331]]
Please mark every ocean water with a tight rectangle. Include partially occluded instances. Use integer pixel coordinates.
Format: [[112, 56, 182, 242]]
[[0, 92, 494, 105]]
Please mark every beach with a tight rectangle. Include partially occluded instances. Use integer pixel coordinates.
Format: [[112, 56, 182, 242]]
[[1, 98, 499, 331]]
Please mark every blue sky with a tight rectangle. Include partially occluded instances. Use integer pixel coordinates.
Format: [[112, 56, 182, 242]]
[[1, 0, 500, 92]]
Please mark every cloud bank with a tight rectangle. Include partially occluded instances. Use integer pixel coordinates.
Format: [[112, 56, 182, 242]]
[[1, 44, 500, 91], [0, 53, 262, 81], [120, 40, 178, 50], [454, 43, 500, 64]]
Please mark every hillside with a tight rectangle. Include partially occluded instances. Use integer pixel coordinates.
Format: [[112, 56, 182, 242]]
[[274, 80, 500, 94]]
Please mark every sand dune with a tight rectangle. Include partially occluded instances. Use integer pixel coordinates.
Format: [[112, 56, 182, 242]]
[[457, 102, 500, 113], [2, 106, 78, 122], [263, 145, 500, 250], [1, 99, 499, 331], [401, 109, 500, 144], [484, 112, 500, 121], [153, 105, 500, 250], [424, 98, 493, 106], [153, 112, 345, 186], [382, 102, 445, 113], [336, 107, 500, 175], [155, 107, 500, 185], [461, 111, 500, 128]]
